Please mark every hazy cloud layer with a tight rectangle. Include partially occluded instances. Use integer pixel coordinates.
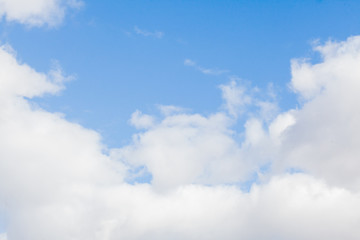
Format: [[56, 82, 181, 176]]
[[1, 20, 360, 240]]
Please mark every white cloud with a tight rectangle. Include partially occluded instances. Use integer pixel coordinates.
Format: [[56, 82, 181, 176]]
[[87, 174, 360, 240], [277, 36, 360, 190], [268, 111, 296, 143], [130, 110, 155, 129], [0, 0, 83, 27], [184, 58, 228, 75], [0, 44, 66, 98], [134, 26, 164, 39], [117, 112, 254, 190], [219, 78, 252, 117], [0, 44, 125, 239], [2, 33, 360, 239]]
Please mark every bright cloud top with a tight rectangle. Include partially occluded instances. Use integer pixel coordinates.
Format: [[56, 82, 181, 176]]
[[1, 34, 360, 239], [0, 0, 83, 26]]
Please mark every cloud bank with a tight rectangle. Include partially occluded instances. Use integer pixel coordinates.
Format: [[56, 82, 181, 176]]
[[1, 4, 360, 238]]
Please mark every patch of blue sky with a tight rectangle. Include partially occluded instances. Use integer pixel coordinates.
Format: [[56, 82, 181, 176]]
[[234, 163, 273, 192], [238, 172, 260, 193], [286, 168, 305, 174], [126, 166, 153, 185]]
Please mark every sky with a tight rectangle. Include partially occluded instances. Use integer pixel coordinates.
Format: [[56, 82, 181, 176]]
[[1, 0, 360, 239]]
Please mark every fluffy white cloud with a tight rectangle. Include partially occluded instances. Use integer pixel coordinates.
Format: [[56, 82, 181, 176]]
[[277, 36, 360, 190], [0, 0, 83, 27], [117, 112, 254, 190], [112, 36, 360, 237], [130, 110, 155, 129], [85, 174, 360, 240], [0, 45, 124, 239], [1, 33, 360, 239], [0, 45, 65, 98]]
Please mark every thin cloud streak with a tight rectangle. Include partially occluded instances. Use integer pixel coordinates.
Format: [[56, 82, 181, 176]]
[[134, 26, 164, 39], [184, 59, 229, 75]]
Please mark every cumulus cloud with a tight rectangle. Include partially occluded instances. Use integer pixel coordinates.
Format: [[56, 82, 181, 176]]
[[117, 112, 254, 190], [82, 175, 360, 240], [278, 36, 360, 190], [113, 36, 360, 237], [0, 0, 83, 27], [0, 45, 68, 99], [1, 26, 360, 240], [0, 45, 125, 239]]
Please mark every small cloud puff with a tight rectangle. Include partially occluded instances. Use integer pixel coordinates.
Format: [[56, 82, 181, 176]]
[[130, 110, 155, 129]]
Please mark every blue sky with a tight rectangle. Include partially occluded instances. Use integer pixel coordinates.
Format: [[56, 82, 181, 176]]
[[3, 1, 360, 239], [2, 0, 360, 147]]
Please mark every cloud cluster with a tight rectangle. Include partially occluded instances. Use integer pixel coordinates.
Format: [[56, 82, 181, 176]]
[[0, 0, 83, 26], [1, 4, 360, 238], [120, 112, 252, 190], [108, 35, 360, 238]]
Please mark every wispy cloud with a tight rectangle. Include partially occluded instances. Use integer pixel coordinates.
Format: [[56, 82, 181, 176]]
[[134, 26, 164, 39], [184, 59, 228, 75]]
